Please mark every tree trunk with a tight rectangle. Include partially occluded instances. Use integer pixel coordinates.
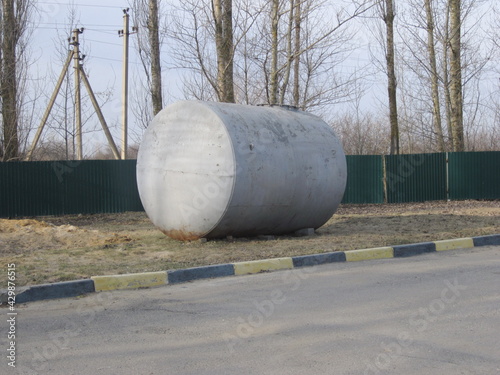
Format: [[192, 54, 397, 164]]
[[0, 10, 3, 161], [212, 0, 235, 103], [148, 0, 163, 115], [449, 0, 464, 151], [1, 0, 19, 160], [442, 2, 452, 144], [292, 0, 301, 108], [222, 0, 234, 102], [279, 0, 294, 105], [384, 0, 399, 155], [269, 0, 279, 105], [425, 0, 445, 152]]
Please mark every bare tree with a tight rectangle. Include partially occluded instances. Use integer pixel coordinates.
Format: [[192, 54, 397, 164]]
[[448, 0, 463, 151], [168, 0, 260, 102], [1, 0, 18, 160], [292, 0, 301, 107], [149, 0, 163, 114], [378, 0, 399, 155], [0, 0, 33, 161], [132, 0, 164, 116], [425, 0, 445, 151], [212, 0, 235, 102], [393, 0, 495, 153], [269, 0, 279, 105], [167, 0, 218, 101], [441, 1, 453, 142], [264, 0, 374, 110], [330, 81, 390, 155], [169, 0, 372, 113], [396, 0, 447, 151]]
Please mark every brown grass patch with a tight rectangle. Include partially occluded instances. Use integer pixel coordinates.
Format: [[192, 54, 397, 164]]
[[1, 200, 498, 286]]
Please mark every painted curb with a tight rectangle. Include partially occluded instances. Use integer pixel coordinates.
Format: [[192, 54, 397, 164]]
[[393, 242, 436, 257], [472, 234, 500, 247], [345, 247, 394, 261], [233, 257, 294, 276], [292, 251, 345, 267], [14, 279, 95, 303], [91, 271, 167, 292], [7, 233, 500, 304], [168, 264, 234, 284], [434, 238, 474, 251]]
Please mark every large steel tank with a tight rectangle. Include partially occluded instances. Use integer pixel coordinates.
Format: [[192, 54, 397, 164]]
[[137, 100, 347, 240]]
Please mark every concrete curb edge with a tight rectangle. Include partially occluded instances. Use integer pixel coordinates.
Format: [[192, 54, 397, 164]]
[[5, 233, 499, 304]]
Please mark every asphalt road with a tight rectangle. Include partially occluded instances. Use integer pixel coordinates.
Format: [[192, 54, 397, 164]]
[[6, 246, 500, 375]]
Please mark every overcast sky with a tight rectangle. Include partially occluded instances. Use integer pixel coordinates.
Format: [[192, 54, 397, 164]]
[[29, 0, 498, 157], [31, 0, 379, 156], [32, 1, 177, 155]]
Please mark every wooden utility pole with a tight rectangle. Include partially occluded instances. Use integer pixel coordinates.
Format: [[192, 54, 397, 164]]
[[25, 51, 74, 161], [80, 67, 120, 159], [26, 28, 120, 161], [119, 9, 130, 159], [73, 28, 84, 160]]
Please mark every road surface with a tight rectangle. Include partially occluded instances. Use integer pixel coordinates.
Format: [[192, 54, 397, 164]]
[[5, 246, 500, 375]]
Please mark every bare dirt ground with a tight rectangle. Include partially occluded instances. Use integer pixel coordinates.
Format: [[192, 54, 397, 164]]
[[1, 200, 499, 287]]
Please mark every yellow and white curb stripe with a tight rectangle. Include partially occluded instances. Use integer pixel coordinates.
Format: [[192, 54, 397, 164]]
[[91, 271, 167, 292], [233, 257, 294, 275], [344, 247, 394, 262], [434, 238, 474, 251], [10, 234, 500, 303]]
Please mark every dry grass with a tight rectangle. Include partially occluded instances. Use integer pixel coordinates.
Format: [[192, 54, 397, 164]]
[[1, 200, 498, 286]]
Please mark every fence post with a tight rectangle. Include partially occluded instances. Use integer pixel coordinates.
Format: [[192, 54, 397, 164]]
[[382, 155, 388, 203], [445, 152, 450, 201]]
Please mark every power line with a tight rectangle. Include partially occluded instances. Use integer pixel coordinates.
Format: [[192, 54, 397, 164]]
[[91, 55, 142, 66], [35, 22, 122, 28], [32, 27, 121, 34], [86, 29, 121, 35], [86, 39, 122, 47], [32, 27, 121, 35], [37, 1, 125, 9], [91, 56, 123, 63], [32, 26, 122, 33]]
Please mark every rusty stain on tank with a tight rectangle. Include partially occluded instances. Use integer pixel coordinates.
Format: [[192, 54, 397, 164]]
[[160, 229, 204, 242]]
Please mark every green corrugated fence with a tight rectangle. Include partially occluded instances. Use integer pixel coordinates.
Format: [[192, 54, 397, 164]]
[[341, 155, 384, 204], [0, 152, 498, 217], [448, 152, 500, 200], [340, 151, 499, 204], [0, 160, 143, 217], [384, 153, 447, 203]]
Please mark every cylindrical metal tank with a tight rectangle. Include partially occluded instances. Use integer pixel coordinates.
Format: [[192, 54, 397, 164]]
[[137, 100, 347, 240]]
